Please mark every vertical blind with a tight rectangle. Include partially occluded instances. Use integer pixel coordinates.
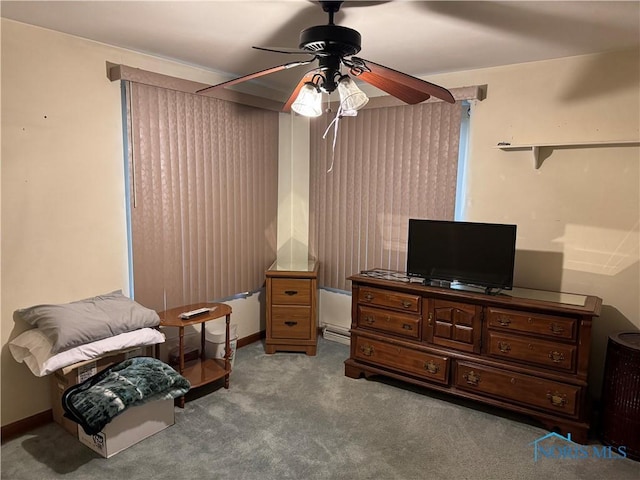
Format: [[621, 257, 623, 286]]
[[309, 101, 463, 291], [126, 82, 279, 312]]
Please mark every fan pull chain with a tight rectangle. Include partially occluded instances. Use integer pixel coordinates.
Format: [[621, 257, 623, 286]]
[[322, 94, 360, 173], [322, 115, 340, 173]]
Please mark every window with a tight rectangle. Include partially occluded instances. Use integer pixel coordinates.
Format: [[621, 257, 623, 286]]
[[309, 100, 465, 291], [124, 82, 279, 311]]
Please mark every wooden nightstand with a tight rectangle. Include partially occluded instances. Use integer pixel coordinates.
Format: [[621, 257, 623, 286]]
[[265, 259, 318, 355]]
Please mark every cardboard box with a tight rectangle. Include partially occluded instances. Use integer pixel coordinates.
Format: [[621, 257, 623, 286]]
[[77, 399, 174, 458], [50, 347, 146, 436]]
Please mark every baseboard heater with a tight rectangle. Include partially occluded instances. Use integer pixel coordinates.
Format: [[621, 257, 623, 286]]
[[322, 324, 351, 346]]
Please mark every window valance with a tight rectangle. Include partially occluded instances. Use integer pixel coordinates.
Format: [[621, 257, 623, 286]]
[[108, 63, 485, 113]]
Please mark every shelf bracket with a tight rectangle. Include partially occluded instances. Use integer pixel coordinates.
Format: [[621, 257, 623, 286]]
[[530, 146, 553, 169], [531, 146, 541, 169]]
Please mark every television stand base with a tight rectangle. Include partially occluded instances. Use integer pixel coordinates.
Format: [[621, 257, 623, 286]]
[[427, 279, 501, 296]]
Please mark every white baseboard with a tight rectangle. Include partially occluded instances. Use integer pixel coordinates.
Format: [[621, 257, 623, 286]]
[[322, 324, 351, 346]]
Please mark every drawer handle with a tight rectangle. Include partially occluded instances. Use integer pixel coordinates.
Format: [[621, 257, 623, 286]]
[[497, 316, 511, 327], [424, 360, 440, 375], [546, 391, 567, 408], [402, 324, 413, 330], [428, 313, 433, 326], [401, 300, 412, 309], [284, 290, 298, 296], [364, 293, 374, 302], [548, 351, 565, 363], [463, 370, 481, 386], [284, 321, 298, 327], [360, 344, 374, 356], [550, 323, 565, 335], [364, 316, 375, 325], [498, 342, 511, 354]]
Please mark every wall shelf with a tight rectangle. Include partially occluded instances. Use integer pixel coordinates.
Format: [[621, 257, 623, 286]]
[[494, 140, 640, 169]]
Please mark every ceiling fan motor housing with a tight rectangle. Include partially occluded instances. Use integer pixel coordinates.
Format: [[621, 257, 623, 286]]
[[202, 0, 455, 106], [299, 25, 362, 56]]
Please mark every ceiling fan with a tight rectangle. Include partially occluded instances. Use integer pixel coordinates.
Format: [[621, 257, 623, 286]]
[[197, 1, 455, 116]]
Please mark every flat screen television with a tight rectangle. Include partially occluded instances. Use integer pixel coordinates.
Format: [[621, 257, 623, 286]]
[[406, 219, 517, 293]]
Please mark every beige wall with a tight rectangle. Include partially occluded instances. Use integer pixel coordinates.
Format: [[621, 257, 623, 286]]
[[2, 19, 125, 426], [2, 17, 638, 427], [276, 113, 312, 265]]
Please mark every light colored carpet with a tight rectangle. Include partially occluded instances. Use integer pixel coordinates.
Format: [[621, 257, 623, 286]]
[[2, 338, 638, 479]]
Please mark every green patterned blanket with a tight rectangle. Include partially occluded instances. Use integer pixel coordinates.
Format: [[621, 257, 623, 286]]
[[62, 357, 190, 435]]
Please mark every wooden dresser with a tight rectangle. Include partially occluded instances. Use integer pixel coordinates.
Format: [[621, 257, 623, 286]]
[[345, 272, 602, 443], [265, 259, 318, 355]]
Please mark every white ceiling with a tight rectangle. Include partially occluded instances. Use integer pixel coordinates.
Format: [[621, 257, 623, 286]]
[[2, 0, 639, 99]]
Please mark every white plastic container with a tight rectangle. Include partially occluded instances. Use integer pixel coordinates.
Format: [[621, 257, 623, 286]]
[[204, 319, 239, 369]]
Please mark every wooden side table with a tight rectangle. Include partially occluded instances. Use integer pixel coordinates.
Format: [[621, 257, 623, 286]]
[[158, 303, 231, 407], [265, 259, 318, 355]]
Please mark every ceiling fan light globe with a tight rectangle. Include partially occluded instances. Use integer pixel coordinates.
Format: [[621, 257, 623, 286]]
[[338, 76, 369, 112], [292, 83, 323, 117]]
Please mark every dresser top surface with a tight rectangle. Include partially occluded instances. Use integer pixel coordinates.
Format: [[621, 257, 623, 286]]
[[350, 271, 602, 317]]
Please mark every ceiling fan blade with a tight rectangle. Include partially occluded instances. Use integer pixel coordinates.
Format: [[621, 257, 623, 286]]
[[196, 59, 314, 94], [353, 57, 455, 104], [355, 69, 432, 105], [283, 70, 321, 112], [253, 46, 315, 55]]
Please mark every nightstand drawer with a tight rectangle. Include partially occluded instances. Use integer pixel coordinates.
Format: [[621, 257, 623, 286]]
[[486, 331, 576, 372], [271, 306, 312, 339], [272, 278, 311, 305], [455, 361, 580, 417], [354, 336, 449, 384], [358, 305, 421, 339], [487, 307, 577, 341], [358, 287, 420, 313]]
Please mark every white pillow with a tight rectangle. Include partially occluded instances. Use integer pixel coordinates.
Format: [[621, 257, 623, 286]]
[[9, 327, 165, 377]]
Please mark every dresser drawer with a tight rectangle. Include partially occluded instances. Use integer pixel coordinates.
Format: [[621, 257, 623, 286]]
[[271, 306, 312, 339], [487, 307, 577, 341], [354, 336, 449, 384], [358, 306, 421, 339], [455, 361, 581, 417], [358, 287, 421, 313], [486, 331, 576, 372], [271, 278, 311, 305]]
